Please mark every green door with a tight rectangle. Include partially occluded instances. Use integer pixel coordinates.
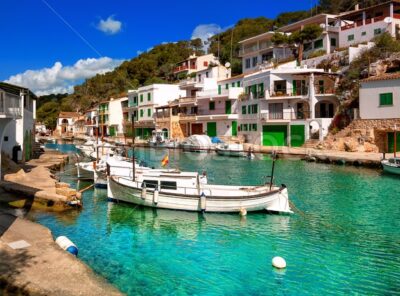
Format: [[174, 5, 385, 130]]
[[388, 132, 400, 153], [109, 126, 116, 137], [290, 125, 305, 147], [225, 100, 232, 114], [232, 121, 237, 137], [207, 122, 217, 137], [263, 125, 287, 147]]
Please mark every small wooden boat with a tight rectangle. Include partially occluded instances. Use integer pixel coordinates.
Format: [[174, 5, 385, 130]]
[[381, 157, 400, 175], [108, 171, 291, 213]]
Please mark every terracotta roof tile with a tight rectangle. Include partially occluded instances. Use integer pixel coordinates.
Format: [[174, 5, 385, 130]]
[[360, 72, 400, 83]]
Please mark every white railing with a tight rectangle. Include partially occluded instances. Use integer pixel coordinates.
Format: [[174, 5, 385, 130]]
[[0, 92, 22, 117]]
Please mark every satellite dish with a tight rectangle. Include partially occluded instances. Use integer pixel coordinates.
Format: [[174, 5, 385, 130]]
[[384, 17, 393, 24], [225, 62, 231, 68]]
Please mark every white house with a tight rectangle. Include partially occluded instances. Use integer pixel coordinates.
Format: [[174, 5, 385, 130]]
[[173, 54, 220, 78], [55, 112, 80, 137], [0, 82, 36, 178], [360, 73, 400, 120], [108, 96, 128, 137], [238, 67, 339, 147]]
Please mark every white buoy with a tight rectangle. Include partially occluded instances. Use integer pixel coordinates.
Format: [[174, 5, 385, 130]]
[[200, 192, 206, 211], [153, 189, 159, 204], [141, 187, 147, 199], [55, 236, 78, 256], [272, 256, 286, 269], [239, 207, 247, 216]]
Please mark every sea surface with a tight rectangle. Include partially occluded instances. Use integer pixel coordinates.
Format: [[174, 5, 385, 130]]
[[27, 144, 400, 295]]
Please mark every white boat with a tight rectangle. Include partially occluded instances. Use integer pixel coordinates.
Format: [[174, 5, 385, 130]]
[[181, 135, 213, 152], [215, 143, 247, 157], [381, 157, 400, 175], [107, 169, 292, 214], [149, 130, 166, 147]]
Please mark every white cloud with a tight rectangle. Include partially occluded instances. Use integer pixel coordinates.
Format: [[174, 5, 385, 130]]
[[97, 15, 122, 35], [191, 24, 223, 43], [5, 57, 124, 96]]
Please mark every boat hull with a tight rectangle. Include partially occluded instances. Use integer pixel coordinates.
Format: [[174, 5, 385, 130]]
[[215, 149, 245, 157], [108, 176, 292, 214], [382, 162, 400, 175]]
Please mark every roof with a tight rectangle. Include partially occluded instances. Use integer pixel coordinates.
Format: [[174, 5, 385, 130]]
[[218, 74, 245, 83], [58, 112, 80, 118], [238, 31, 275, 44], [360, 72, 400, 83], [339, 1, 400, 19], [0, 82, 37, 99], [277, 14, 338, 33]]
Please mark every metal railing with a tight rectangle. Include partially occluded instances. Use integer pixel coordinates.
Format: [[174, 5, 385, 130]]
[[270, 87, 308, 97], [265, 111, 311, 120]]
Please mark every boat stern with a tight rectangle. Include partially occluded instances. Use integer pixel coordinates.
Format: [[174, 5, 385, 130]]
[[265, 186, 293, 214]]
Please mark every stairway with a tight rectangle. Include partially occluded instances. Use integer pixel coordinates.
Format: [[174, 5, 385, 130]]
[[302, 139, 320, 149], [32, 142, 44, 159]]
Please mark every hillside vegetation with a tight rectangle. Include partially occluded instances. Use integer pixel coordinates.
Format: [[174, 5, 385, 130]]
[[36, 0, 385, 129]]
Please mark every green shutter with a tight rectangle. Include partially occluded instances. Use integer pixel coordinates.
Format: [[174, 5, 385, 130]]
[[218, 85, 221, 95], [290, 125, 305, 147], [237, 81, 241, 87], [293, 80, 297, 95], [232, 82, 235, 87], [388, 132, 400, 153], [225, 101, 232, 114], [147, 109, 151, 117], [226, 84, 229, 90], [148, 93, 151, 101], [232, 121, 237, 136], [263, 125, 287, 147], [248, 105, 251, 114], [207, 122, 217, 137], [209, 102, 215, 110], [251, 85, 257, 97], [380, 93, 393, 106], [242, 106, 246, 114]]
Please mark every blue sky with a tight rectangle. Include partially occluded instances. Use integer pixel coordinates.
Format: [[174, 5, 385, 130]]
[[1, 0, 314, 95]]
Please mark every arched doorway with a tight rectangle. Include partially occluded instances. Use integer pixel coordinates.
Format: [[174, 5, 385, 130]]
[[61, 119, 68, 133], [294, 100, 311, 119]]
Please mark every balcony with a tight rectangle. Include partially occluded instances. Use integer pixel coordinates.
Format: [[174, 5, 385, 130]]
[[239, 91, 266, 101], [179, 78, 203, 88], [263, 111, 311, 121], [270, 87, 308, 98], [179, 113, 196, 121], [0, 93, 22, 118], [341, 15, 391, 31], [174, 64, 197, 73]]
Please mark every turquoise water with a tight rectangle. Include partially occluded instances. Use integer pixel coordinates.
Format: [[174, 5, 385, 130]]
[[28, 145, 400, 295]]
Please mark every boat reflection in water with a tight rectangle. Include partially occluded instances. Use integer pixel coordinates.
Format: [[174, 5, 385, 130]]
[[105, 201, 291, 239]]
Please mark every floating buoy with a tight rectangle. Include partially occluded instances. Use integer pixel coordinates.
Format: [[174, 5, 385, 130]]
[[200, 192, 206, 211], [141, 187, 147, 199], [153, 189, 159, 204], [239, 207, 247, 216], [55, 236, 78, 256], [272, 256, 286, 269]]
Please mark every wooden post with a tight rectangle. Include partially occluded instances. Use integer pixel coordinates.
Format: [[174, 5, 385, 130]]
[[269, 151, 277, 191], [395, 125, 397, 158]]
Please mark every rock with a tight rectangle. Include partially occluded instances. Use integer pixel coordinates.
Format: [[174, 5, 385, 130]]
[[55, 182, 70, 189], [344, 139, 358, 152], [55, 187, 77, 198]]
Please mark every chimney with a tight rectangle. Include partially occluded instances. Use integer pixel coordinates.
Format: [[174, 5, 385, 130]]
[[355, 4, 360, 11]]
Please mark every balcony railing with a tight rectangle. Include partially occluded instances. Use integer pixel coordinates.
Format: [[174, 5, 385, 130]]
[[315, 86, 335, 95], [270, 87, 308, 97], [0, 93, 21, 118], [341, 15, 391, 31], [174, 65, 197, 73], [264, 111, 311, 120]]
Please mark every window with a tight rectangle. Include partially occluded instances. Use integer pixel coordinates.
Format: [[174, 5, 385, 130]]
[[248, 105, 251, 114], [304, 42, 312, 51], [379, 93, 393, 106], [198, 74, 202, 82], [4, 136, 8, 142], [209, 101, 215, 110], [374, 28, 382, 35], [252, 104, 258, 114], [225, 84, 229, 90], [348, 34, 355, 41], [218, 85, 222, 95], [232, 82, 235, 87], [242, 106, 247, 114], [204, 61, 208, 67], [314, 39, 323, 49], [330, 38, 337, 47], [245, 58, 251, 69], [147, 109, 152, 117], [140, 94, 143, 102], [160, 181, 177, 190], [206, 72, 209, 78], [140, 109, 144, 118], [143, 180, 158, 189], [361, 31, 366, 36], [252, 56, 258, 67], [237, 81, 241, 87], [252, 124, 257, 131], [134, 96, 138, 105], [147, 93, 151, 101]]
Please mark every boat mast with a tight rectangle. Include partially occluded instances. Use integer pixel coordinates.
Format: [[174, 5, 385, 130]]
[[395, 124, 397, 158], [131, 112, 136, 181], [96, 108, 99, 162]]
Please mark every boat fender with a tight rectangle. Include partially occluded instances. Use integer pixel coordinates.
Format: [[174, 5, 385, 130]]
[[141, 186, 147, 200], [153, 189, 159, 204], [55, 236, 78, 256], [200, 192, 206, 211], [239, 207, 247, 216], [272, 256, 286, 269]]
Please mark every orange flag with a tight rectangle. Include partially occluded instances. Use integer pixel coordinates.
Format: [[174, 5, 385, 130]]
[[161, 155, 169, 167]]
